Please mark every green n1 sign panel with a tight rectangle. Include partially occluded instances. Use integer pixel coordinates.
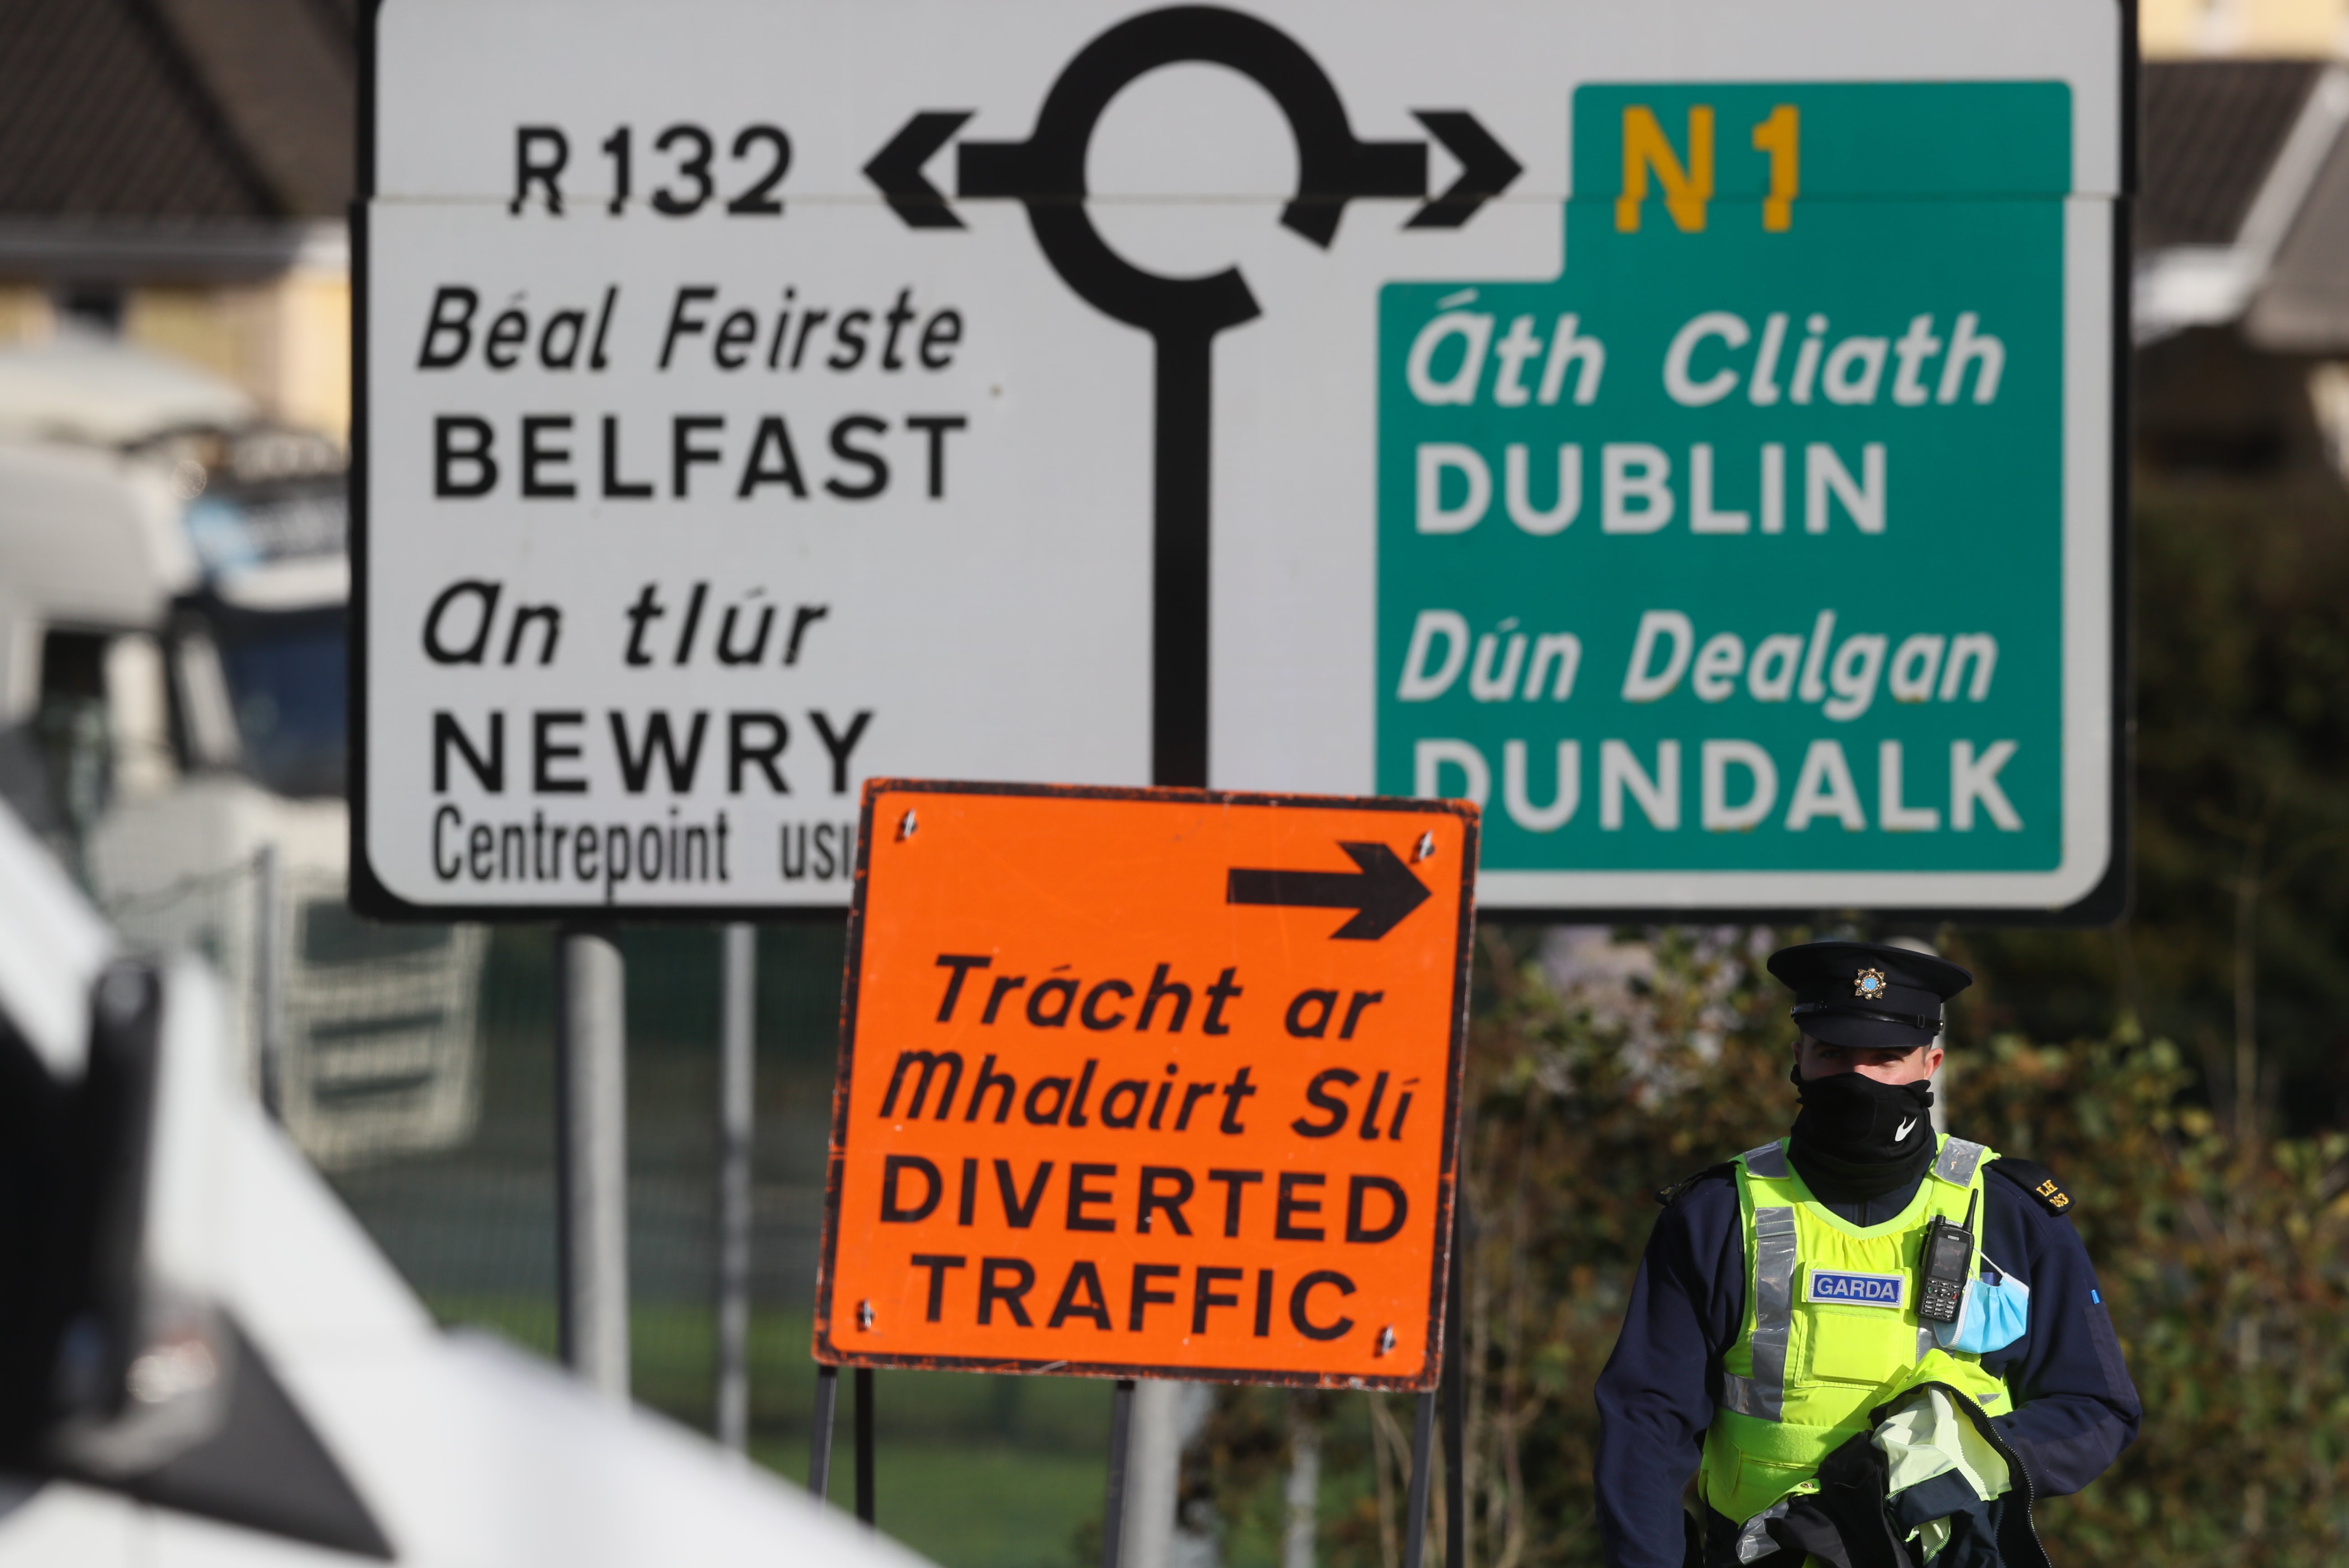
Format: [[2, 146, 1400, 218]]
[[1361, 80, 2117, 914]]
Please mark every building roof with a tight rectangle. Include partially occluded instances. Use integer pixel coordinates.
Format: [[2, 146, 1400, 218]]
[[2246, 98, 2349, 351], [2138, 60, 2324, 249], [155, 0, 357, 219], [0, 0, 352, 236], [2136, 60, 2349, 350]]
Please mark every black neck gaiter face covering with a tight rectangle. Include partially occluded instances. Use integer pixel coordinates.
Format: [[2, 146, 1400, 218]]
[[1787, 1064, 1936, 1201]]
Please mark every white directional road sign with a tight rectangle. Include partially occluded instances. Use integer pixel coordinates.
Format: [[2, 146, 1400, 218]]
[[357, 0, 2126, 919]]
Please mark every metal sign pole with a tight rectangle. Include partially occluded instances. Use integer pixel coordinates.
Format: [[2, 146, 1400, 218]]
[[716, 923, 756, 1455], [1401, 1391, 1437, 1568], [1118, 1380, 1197, 1568], [1444, 1197, 1468, 1568], [1101, 1379, 1136, 1568], [556, 926, 630, 1403], [808, 1365, 838, 1500], [855, 1366, 877, 1526]]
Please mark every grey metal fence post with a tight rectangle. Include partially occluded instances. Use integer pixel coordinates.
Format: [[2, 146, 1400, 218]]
[[716, 922, 756, 1454], [557, 926, 630, 1404], [252, 842, 284, 1121]]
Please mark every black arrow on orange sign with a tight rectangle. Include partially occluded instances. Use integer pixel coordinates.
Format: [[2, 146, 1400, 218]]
[[1226, 841, 1432, 940]]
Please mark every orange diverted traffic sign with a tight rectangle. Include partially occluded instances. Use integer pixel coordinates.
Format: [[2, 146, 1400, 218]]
[[815, 781, 1479, 1388]]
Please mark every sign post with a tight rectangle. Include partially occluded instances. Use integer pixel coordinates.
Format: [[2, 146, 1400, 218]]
[[716, 923, 756, 1453], [555, 926, 629, 1401]]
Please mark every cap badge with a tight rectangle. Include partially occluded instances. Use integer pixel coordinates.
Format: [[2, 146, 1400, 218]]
[[1853, 967, 1888, 1001]]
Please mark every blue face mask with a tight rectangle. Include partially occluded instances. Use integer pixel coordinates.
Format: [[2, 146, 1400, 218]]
[[1933, 1253, 2030, 1355]]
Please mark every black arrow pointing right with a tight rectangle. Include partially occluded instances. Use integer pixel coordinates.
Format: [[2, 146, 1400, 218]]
[[864, 111, 973, 229], [1404, 110, 1521, 229], [1226, 840, 1432, 941]]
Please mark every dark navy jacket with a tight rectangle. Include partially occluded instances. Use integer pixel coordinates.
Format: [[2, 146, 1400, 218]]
[[1593, 1148, 2140, 1568]]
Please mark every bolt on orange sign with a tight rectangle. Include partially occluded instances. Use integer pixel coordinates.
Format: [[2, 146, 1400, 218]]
[[814, 780, 1479, 1388]]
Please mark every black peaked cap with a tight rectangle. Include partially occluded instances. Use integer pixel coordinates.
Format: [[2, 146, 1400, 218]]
[[1766, 939, 1972, 1050]]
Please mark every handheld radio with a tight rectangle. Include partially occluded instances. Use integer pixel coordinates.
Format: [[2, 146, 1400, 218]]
[[1917, 1190, 1977, 1325]]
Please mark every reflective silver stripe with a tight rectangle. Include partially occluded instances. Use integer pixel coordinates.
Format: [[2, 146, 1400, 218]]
[[1934, 1138, 1986, 1187], [1918, 1325, 1938, 1363], [1736, 1498, 1793, 1563], [1727, 1151, 1794, 1423], [1718, 1372, 1769, 1418], [1732, 1204, 1798, 1423]]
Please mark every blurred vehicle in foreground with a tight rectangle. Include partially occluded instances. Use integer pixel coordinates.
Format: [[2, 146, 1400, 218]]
[[0, 794, 914, 1567], [0, 334, 484, 1171]]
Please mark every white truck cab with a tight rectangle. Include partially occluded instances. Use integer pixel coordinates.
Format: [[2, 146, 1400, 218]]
[[0, 333, 484, 1171], [0, 792, 917, 1568]]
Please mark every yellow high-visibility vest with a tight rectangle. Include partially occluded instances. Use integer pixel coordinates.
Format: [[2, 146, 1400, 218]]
[[1701, 1134, 2013, 1524]]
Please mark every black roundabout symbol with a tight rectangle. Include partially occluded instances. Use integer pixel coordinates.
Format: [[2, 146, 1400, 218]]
[[864, 5, 1520, 786]]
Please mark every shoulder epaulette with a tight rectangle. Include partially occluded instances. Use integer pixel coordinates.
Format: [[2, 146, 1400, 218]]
[[1656, 1161, 1735, 1209], [1990, 1156, 2074, 1218]]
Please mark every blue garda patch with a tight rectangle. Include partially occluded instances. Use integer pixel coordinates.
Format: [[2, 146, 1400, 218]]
[[1806, 1269, 1907, 1308]]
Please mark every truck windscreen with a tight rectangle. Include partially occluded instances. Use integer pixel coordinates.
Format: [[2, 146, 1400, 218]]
[[207, 602, 346, 799]]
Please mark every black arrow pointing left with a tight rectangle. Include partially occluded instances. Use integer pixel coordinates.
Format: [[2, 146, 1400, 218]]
[[864, 110, 972, 228], [1227, 841, 1432, 941]]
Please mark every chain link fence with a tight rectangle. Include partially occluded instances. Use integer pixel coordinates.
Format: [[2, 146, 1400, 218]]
[[300, 924, 846, 1380], [104, 854, 490, 1168]]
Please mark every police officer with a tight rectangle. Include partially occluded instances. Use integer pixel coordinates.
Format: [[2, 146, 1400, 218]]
[[1594, 941, 2140, 1568]]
